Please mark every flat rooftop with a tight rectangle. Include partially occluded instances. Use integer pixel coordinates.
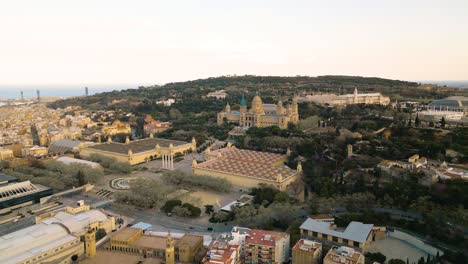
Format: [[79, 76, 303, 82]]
[[293, 239, 322, 255], [81, 250, 162, 264], [0, 173, 17, 186], [111, 227, 141, 241], [87, 138, 190, 154], [246, 229, 288, 247]]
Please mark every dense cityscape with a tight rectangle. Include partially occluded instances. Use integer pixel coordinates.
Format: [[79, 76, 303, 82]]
[[0, 76, 466, 264]]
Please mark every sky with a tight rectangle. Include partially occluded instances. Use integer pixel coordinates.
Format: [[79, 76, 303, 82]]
[[0, 0, 467, 89]]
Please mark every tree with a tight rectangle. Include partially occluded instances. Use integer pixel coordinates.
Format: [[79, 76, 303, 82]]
[[169, 108, 183, 120], [95, 228, 107, 241], [161, 200, 182, 213], [182, 203, 201, 217], [415, 113, 420, 127], [388, 259, 406, 264], [429, 121, 434, 127], [172, 206, 191, 217], [365, 252, 386, 264], [440, 117, 446, 128], [274, 192, 290, 203], [204, 205, 214, 215], [77, 170, 86, 186]]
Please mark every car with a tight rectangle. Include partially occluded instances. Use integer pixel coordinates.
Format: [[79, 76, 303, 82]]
[[207, 227, 213, 231], [188, 226, 194, 230]]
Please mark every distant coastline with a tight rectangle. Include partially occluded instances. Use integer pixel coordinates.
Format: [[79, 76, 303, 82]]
[[0, 79, 467, 100], [0, 84, 142, 99], [420, 80, 468, 89]]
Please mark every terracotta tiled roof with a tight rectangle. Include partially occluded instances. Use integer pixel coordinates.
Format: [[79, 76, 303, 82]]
[[199, 147, 297, 182]]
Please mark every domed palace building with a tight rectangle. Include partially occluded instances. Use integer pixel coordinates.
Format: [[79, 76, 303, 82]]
[[217, 95, 299, 129]]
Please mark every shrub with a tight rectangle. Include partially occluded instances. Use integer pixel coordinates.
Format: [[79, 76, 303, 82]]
[[161, 200, 182, 213]]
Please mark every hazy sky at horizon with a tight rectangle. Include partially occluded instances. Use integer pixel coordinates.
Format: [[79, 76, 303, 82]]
[[0, 0, 467, 87]]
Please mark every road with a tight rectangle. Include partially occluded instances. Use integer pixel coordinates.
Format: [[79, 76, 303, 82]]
[[108, 205, 232, 235]]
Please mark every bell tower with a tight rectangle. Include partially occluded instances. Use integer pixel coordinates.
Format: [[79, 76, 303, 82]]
[[165, 232, 175, 264], [85, 229, 96, 258]]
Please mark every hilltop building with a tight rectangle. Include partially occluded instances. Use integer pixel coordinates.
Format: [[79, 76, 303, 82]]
[[417, 96, 468, 121], [292, 239, 322, 264], [298, 88, 390, 106], [217, 95, 299, 129], [207, 90, 228, 99], [80, 136, 196, 166], [192, 144, 301, 190], [143, 115, 172, 135], [323, 246, 365, 264]]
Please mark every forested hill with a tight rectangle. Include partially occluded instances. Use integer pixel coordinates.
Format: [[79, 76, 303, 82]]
[[48, 75, 456, 111]]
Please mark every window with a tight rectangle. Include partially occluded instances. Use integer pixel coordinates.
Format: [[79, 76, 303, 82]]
[[343, 239, 348, 244], [332, 236, 338, 242], [353, 241, 360, 247], [312, 232, 318, 237]]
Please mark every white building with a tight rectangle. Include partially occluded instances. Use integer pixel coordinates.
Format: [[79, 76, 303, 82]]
[[298, 88, 390, 106]]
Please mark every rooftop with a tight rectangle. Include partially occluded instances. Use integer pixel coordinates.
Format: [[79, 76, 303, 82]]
[[56, 156, 102, 169], [292, 239, 322, 255], [111, 227, 142, 241], [0, 223, 77, 264], [0, 173, 17, 186], [0, 180, 51, 203], [325, 246, 363, 264], [198, 147, 298, 182], [133, 235, 167, 250], [300, 218, 373, 243], [246, 229, 288, 247], [86, 137, 190, 155], [42, 210, 110, 234], [81, 250, 162, 264]]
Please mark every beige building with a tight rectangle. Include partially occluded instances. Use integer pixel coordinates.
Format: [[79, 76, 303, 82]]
[[299, 88, 390, 106], [323, 246, 365, 264], [192, 145, 301, 190], [105, 228, 203, 263], [0, 148, 14, 160], [0, 209, 115, 264], [80, 136, 196, 166], [101, 120, 132, 136], [292, 239, 322, 264], [21, 145, 49, 158], [244, 229, 290, 264], [144, 115, 172, 135], [217, 95, 299, 129]]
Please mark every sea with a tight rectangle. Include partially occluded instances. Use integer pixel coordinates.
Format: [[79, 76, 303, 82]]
[[0, 84, 143, 100]]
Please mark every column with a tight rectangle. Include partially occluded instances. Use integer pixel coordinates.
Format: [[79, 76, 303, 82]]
[[162, 154, 165, 169], [170, 154, 174, 169], [163, 154, 167, 169]]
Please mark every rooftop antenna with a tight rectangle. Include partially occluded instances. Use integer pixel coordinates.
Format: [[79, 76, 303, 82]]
[[85, 87, 89, 96], [36, 90, 40, 102], [20, 91, 24, 101]]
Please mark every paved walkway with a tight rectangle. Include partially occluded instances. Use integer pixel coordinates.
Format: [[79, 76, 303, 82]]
[[367, 237, 428, 263]]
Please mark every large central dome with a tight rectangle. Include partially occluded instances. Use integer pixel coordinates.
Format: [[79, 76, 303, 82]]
[[251, 95, 264, 113]]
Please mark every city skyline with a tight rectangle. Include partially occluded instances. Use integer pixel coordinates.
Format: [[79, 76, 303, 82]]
[[0, 0, 467, 87]]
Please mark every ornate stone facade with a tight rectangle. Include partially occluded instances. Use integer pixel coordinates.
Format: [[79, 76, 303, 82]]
[[217, 95, 299, 129]]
